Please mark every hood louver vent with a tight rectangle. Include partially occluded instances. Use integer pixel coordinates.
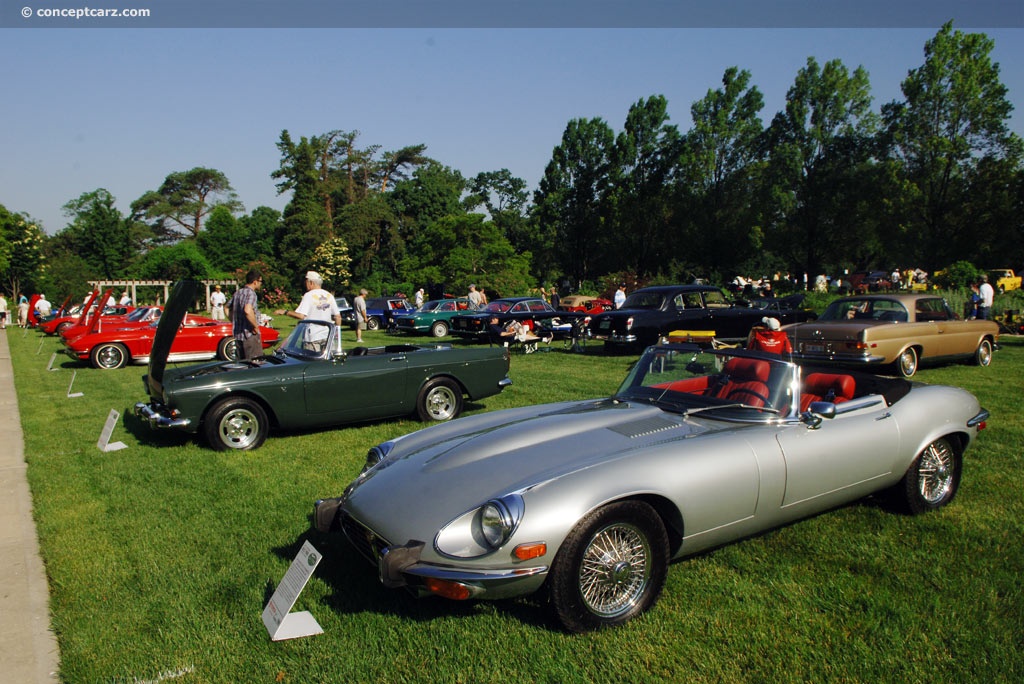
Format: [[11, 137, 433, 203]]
[[607, 416, 679, 439]]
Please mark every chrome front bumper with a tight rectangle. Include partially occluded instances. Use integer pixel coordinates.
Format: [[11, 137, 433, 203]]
[[134, 401, 192, 429]]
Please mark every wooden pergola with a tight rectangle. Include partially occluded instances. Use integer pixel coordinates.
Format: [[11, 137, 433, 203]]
[[87, 279, 238, 309]]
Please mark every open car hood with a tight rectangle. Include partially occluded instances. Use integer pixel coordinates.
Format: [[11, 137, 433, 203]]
[[147, 279, 201, 398]]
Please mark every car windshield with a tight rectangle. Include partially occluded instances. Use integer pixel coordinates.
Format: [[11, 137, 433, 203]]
[[281, 320, 338, 358], [125, 306, 159, 322], [819, 298, 909, 322], [614, 345, 795, 421], [419, 300, 443, 312], [621, 291, 665, 310]]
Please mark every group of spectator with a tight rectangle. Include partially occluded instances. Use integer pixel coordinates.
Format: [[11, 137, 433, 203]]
[[0, 291, 52, 329]]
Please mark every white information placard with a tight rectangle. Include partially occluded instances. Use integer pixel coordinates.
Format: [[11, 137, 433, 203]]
[[262, 540, 324, 641], [97, 409, 128, 452], [47, 352, 60, 371], [67, 370, 84, 398]]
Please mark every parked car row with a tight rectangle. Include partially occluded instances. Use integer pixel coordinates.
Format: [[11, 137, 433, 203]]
[[30, 279, 995, 634]]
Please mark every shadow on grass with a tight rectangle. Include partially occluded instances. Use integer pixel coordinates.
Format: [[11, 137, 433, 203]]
[[271, 525, 559, 631]]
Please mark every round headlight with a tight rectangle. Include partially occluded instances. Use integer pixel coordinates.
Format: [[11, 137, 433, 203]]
[[480, 501, 512, 548]]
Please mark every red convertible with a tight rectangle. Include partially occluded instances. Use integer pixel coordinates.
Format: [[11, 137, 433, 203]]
[[63, 308, 279, 370], [45, 290, 134, 338]]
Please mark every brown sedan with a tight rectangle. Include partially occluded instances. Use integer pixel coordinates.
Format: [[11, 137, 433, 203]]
[[783, 294, 998, 377]]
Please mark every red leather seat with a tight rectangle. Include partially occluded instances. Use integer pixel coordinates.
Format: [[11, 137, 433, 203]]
[[711, 358, 772, 408], [800, 373, 855, 412]]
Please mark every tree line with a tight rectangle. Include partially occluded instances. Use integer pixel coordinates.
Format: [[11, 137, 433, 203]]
[[2, 22, 1020, 304]]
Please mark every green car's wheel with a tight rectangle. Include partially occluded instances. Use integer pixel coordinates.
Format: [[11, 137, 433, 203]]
[[91, 342, 128, 370], [416, 377, 463, 422], [548, 500, 668, 633], [204, 397, 269, 451], [431, 321, 449, 338], [895, 437, 962, 514]]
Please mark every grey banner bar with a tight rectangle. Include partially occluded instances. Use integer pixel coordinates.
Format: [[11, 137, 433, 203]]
[[4, 0, 1023, 30]]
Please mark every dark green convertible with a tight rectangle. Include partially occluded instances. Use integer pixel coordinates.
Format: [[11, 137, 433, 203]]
[[134, 281, 512, 451]]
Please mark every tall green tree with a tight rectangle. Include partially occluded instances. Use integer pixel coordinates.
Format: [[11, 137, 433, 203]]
[[880, 22, 1020, 269], [0, 209, 47, 298], [534, 117, 617, 288], [680, 69, 766, 277], [765, 57, 878, 278], [612, 95, 681, 278], [58, 189, 137, 279], [131, 167, 242, 241]]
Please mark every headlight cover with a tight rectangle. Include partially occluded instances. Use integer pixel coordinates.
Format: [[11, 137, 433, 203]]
[[435, 493, 525, 559]]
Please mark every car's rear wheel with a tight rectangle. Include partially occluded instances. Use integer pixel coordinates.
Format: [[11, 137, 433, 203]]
[[204, 397, 269, 451], [430, 321, 449, 338], [91, 342, 128, 370], [895, 347, 919, 378], [416, 377, 463, 422], [217, 336, 240, 361], [548, 501, 668, 633], [367, 317, 381, 330], [894, 437, 962, 514], [973, 339, 993, 367]]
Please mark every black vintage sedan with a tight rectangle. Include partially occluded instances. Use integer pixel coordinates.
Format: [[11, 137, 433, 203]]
[[135, 281, 512, 451], [449, 297, 577, 340], [589, 284, 816, 350]]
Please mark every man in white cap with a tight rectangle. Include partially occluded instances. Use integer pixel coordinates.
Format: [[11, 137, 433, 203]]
[[35, 293, 52, 318], [282, 271, 342, 350], [285, 271, 341, 326]]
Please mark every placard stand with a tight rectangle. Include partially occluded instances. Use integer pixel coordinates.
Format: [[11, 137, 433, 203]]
[[97, 409, 128, 452], [47, 352, 60, 371], [36, 338, 44, 354], [262, 540, 324, 641], [67, 371, 84, 398]]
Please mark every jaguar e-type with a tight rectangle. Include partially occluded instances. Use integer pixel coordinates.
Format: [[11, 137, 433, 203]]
[[315, 343, 988, 632], [135, 280, 512, 451]]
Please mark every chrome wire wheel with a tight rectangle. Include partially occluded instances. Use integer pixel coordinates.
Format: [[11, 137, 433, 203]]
[[917, 439, 957, 505], [578, 522, 652, 619]]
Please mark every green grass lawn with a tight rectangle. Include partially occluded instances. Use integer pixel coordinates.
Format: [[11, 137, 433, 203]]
[[11, 322, 1024, 683]]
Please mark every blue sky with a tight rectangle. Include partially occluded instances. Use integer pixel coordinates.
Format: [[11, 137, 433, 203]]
[[2, 25, 1022, 234]]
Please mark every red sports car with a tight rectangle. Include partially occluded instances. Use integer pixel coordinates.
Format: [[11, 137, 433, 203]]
[[63, 310, 279, 370], [47, 290, 133, 338]]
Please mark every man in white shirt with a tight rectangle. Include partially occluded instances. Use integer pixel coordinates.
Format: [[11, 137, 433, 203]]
[[614, 284, 626, 309], [977, 275, 995, 320], [284, 271, 341, 350], [209, 285, 227, 321]]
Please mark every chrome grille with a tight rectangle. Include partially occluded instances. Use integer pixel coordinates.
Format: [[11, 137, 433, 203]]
[[340, 513, 392, 565]]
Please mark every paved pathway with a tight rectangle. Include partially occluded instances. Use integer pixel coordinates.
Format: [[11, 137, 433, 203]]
[[0, 328, 60, 682]]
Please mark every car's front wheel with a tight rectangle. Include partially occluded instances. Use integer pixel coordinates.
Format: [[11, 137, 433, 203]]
[[91, 342, 128, 370], [430, 321, 449, 338], [894, 437, 962, 514], [416, 377, 463, 422], [895, 346, 918, 378], [973, 339, 993, 367], [548, 500, 669, 633], [367, 317, 381, 331], [204, 397, 269, 451], [217, 336, 240, 361]]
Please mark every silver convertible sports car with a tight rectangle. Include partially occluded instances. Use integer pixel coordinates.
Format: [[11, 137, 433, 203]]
[[314, 343, 989, 632]]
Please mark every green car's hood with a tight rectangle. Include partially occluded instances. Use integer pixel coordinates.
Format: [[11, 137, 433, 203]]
[[146, 279, 201, 399]]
